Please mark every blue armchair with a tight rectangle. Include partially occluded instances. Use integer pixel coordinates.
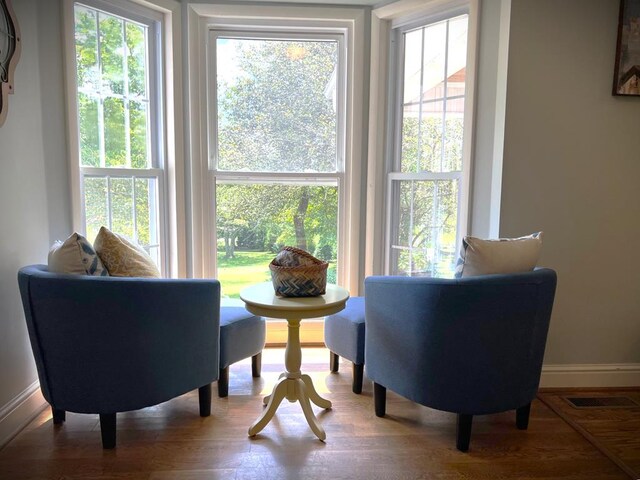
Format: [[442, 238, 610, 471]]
[[17, 265, 221, 448], [364, 268, 557, 451]]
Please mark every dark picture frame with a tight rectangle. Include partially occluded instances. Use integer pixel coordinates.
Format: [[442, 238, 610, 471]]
[[613, 0, 640, 96], [0, 0, 21, 126]]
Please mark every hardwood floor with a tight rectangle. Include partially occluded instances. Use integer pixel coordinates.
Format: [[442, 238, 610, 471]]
[[538, 389, 640, 479], [0, 348, 630, 479]]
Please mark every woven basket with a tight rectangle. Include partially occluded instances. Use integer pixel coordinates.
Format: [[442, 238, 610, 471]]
[[269, 246, 328, 297]]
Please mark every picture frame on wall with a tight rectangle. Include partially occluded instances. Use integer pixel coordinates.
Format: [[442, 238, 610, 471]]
[[613, 0, 640, 96], [0, 0, 21, 126]]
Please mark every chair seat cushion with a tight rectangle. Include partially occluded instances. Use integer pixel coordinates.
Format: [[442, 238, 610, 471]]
[[324, 296, 365, 364], [220, 307, 265, 368]]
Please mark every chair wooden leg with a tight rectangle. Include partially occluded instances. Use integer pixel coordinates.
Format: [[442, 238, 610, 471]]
[[456, 414, 473, 452], [99, 413, 116, 449], [199, 384, 212, 417], [352, 363, 364, 394], [52, 407, 65, 425], [218, 366, 229, 398], [516, 402, 531, 430], [374, 382, 386, 417], [329, 351, 339, 373], [251, 352, 262, 378]]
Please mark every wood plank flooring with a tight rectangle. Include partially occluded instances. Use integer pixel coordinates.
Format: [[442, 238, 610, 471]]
[[0, 348, 631, 479], [538, 389, 640, 479]]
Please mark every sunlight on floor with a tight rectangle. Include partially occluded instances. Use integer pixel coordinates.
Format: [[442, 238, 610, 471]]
[[255, 347, 332, 395], [257, 372, 333, 396]]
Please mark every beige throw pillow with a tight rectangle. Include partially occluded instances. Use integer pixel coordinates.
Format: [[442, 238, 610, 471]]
[[94, 227, 161, 278], [48, 233, 108, 276], [455, 232, 543, 278]]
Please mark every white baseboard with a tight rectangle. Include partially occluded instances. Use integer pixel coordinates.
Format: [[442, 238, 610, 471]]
[[540, 363, 640, 388], [0, 381, 47, 449]]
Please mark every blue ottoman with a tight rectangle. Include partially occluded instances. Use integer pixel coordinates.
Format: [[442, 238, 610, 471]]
[[219, 307, 266, 397], [324, 296, 365, 394]]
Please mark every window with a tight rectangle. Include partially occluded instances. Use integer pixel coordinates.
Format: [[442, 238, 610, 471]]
[[386, 13, 469, 277], [71, 1, 165, 268], [210, 32, 344, 300]]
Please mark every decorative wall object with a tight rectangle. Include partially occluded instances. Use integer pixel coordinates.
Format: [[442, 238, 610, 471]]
[[613, 0, 640, 96], [0, 0, 20, 126]]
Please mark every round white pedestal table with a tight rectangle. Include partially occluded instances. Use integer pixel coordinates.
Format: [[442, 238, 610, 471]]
[[240, 282, 349, 441]]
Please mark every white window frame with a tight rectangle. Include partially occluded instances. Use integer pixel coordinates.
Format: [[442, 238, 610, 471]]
[[187, 4, 366, 296], [365, 0, 479, 277], [386, 11, 469, 276], [63, 0, 185, 277], [207, 28, 346, 294]]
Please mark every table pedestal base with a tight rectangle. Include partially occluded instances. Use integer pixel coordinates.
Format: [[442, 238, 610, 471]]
[[248, 374, 331, 441]]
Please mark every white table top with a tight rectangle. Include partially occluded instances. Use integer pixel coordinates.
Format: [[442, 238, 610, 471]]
[[240, 282, 350, 319]]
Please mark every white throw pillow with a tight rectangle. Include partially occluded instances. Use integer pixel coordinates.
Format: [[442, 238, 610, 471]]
[[454, 232, 543, 278], [48, 233, 109, 276]]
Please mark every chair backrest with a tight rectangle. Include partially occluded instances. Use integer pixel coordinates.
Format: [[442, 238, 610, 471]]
[[364, 268, 557, 415], [18, 265, 221, 414]]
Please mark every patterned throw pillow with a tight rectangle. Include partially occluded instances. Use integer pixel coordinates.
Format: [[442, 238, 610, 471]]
[[48, 233, 109, 276], [93, 226, 161, 278], [455, 232, 543, 278]]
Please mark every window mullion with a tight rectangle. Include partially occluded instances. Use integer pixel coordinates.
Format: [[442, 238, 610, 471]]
[[98, 98, 106, 168], [132, 177, 138, 244], [149, 176, 159, 250], [215, 171, 340, 182], [429, 20, 451, 275], [96, 13, 106, 168], [406, 27, 426, 275], [106, 175, 113, 230], [393, 30, 404, 175], [404, 94, 464, 108], [431, 181, 439, 276], [416, 27, 425, 173], [441, 19, 450, 172], [78, 87, 132, 101], [389, 171, 460, 181], [81, 166, 162, 177], [144, 25, 153, 169], [408, 181, 415, 276], [123, 21, 131, 168]]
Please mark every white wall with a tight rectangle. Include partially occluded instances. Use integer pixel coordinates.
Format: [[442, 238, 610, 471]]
[[501, 0, 640, 365], [0, 0, 71, 436]]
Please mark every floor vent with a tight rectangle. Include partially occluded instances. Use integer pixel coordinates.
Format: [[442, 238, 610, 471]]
[[564, 396, 639, 408]]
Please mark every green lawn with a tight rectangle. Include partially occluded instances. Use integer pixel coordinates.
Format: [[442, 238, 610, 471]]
[[217, 250, 336, 298], [217, 251, 273, 298]]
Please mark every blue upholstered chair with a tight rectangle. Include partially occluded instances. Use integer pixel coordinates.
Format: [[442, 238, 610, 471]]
[[365, 269, 557, 452], [218, 306, 266, 397], [324, 297, 366, 393], [17, 265, 221, 449]]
